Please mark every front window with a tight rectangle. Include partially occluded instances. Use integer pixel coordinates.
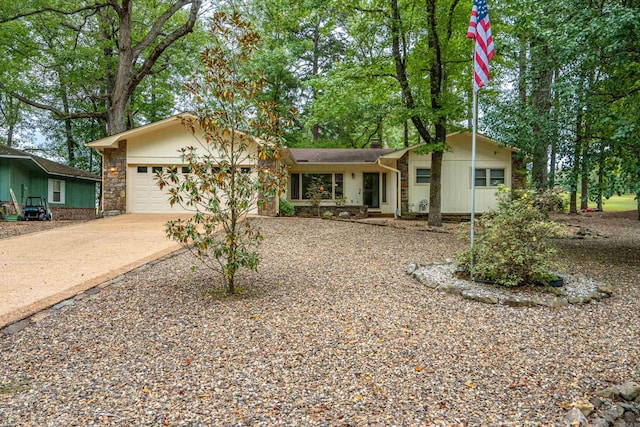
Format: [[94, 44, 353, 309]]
[[289, 173, 344, 200], [382, 173, 387, 203], [48, 179, 65, 204], [474, 169, 487, 187], [291, 173, 300, 199], [475, 168, 505, 187], [490, 169, 505, 186], [302, 173, 332, 199], [416, 168, 431, 184]]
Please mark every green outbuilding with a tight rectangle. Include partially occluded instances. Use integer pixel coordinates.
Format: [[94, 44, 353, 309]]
[[0, 145, 100, 220]]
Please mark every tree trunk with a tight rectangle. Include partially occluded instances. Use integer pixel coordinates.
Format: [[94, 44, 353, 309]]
[[108, 1, 134, 135], [403, 120, 409, 148], [549, 139, 556, 188], [569, 111, 582, 214], [580, 121, 590, 210], [311, 19, 320, 142], [7, 122, 14, 147], [530, 39, 554, 189], [60, 80, 75, 166], [580, 168, 588, 210], [426, 0, 444, 227], [429, 150, 443, 226], [597, 142, 604, 211]]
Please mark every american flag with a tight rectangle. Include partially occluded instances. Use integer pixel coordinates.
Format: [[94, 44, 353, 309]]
[[467, 0, 494, 92]]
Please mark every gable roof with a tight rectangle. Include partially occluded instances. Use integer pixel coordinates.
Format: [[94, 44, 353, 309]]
[[86, 113, 268, 150], [288, 148, 396, 164], [87, 114, 197, 149], [0, 145, 100, 181]]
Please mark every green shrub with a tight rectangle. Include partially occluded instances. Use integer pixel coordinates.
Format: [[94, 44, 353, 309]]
[[322, 210, 333, 218], [279, 198, 295, 217], [456, 186, 566, 287], [511, 186, 567, 216]]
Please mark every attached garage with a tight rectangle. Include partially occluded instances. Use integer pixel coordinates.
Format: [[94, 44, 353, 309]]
[[87, 114, 264, 215], [127, 165, 259, 214]]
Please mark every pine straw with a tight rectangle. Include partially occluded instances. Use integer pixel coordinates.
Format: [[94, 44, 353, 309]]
[[1, 214, 638, 426]]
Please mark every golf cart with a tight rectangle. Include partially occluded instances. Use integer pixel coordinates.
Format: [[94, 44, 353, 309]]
[[20, 196, 52, 221]]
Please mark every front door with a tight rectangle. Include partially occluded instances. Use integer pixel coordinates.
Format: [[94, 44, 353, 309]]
[[363, 172, 380, 209]]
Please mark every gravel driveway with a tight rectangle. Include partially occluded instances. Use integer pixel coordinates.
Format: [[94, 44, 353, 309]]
[[1, 216, 639, 425]]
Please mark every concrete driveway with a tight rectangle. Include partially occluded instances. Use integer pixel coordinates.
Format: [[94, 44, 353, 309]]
[[0, 214, 184, 328]]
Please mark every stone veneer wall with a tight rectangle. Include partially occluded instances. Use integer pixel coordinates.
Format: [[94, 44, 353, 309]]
[[102, 141, 127, 214], [511, 153, 526, 190], [398, 151, 410, 215], [50, 207, 96, 220], [258, 195, 277, 216], [294, 205, 368, 218]]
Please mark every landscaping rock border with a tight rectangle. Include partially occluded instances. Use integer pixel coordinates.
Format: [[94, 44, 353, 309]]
[[564, 381, 640, 427], [407, 262, 613, 307]]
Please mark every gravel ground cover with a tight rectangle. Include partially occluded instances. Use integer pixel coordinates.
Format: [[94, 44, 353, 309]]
[[0, 220, 85, 240], [0, 215, 639, 426]]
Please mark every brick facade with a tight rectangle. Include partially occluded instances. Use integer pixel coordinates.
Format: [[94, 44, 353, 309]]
[[102, 141, 127, 214], [50, 207, 96, 220], [511, 153, 526, 190], [398, 151, 410, 215]]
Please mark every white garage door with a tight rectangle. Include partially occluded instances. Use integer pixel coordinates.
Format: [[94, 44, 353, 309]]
[[128, 165, 258, 214], [128, 166, 187, 213]]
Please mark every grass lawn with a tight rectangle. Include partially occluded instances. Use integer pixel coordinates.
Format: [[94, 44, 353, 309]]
[[577, 193, 637, 212]]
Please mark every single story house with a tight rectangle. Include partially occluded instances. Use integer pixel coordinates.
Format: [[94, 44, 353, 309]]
[[282, 131, 523, 217], [87, 114, 522, 217], [0, 145, 100, 220]]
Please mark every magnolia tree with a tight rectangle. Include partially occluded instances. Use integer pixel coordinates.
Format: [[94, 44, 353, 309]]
[[157, 12, 287, 294]]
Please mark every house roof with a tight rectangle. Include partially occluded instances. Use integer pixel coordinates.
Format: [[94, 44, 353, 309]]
[[0, 145, 100, 181], [288, 148, 396, 164]]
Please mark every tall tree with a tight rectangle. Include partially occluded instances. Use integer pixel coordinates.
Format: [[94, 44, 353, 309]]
[[348, 0, 469, 226], [0, 0, 202, 140]]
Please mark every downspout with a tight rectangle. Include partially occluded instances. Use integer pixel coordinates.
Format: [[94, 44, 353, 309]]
[[377, 158, 402, 218], [93, 149, 105, 214]]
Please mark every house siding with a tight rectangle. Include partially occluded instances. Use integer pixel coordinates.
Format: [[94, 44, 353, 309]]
[[1, 158, 97, 219], [404, 135, 513, 214]]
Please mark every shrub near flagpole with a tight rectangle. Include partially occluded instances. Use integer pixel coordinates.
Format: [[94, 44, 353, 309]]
[[466, 0, 495, 266]]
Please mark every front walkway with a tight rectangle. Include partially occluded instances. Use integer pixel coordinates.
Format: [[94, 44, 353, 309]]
[[0, 214, 183, 328]]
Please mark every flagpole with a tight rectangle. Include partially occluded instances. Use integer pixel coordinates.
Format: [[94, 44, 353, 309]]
[[470, 84, 477, 270]]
